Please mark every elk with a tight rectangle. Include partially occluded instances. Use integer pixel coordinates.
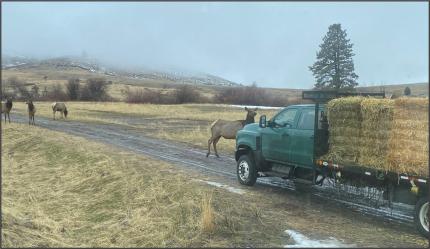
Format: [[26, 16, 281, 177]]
[[1, 98, 13, 123], [26, 100, 36, 125], [52, 102, 68, 120], [206, 107, 258, 158]]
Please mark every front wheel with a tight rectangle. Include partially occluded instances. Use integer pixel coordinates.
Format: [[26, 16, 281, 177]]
[[237, 154, 257, 186], [415, 197, 429, 237]]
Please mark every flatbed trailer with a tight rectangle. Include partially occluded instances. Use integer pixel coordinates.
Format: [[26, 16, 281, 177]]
[[234, 90, 429, 237]]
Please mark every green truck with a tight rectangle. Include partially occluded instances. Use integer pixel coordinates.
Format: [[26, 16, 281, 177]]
[[234, 90, 429, 237]]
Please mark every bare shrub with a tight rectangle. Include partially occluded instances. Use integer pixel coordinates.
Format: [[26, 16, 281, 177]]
[[174, 84, 203, 104], [214, 83, 310, 107], [66, 78, 80, 100], [7, 77, 31, 100], [42, 84, 68, 101], [125, 88, 163, 104], [31, 85, 40, 99], [80, 78, 110, 101], [215, 83, 268, 106], [124, 85, 205, 104]]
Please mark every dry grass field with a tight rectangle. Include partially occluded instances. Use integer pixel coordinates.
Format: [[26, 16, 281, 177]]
[[2, 123, 428, 248], [1, 123, 288, 247], [10, 101, 280, 154]]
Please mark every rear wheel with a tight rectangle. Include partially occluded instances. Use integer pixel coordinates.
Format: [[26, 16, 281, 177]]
[[415, 197, 429, 237], [237, 154, 257, 186]]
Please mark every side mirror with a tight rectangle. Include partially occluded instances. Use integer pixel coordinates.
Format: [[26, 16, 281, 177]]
[[259, 115, 267, 128]]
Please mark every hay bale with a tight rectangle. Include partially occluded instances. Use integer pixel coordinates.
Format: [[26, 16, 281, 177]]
[[388, 97, 429, 177], [324, 97, 364, 163], [358, 98, 394, 170], [323, 96, 428, 177]]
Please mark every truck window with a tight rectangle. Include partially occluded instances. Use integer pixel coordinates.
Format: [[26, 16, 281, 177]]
[[297, 109, 315, 130], [273, 109, 298, 127]]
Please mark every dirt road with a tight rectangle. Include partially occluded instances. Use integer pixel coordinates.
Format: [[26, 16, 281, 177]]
[[7, 114, 428, 247]]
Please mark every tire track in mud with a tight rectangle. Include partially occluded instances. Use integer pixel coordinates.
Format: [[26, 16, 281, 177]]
[[10, 115, 416, 229]]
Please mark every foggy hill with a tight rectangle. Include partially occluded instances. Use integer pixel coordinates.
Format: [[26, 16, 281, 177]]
[[1, 55, 240, 87]]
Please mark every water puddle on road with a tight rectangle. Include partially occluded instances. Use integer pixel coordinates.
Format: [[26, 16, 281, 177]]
[[284, 230, 355, 248]]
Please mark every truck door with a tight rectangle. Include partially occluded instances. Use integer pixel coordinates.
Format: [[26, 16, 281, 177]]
[[289, 108, 315, 167], [261, 108, 298, 162]]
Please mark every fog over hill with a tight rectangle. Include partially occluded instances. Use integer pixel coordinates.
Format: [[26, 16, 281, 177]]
[[1, 54, 241, 87]]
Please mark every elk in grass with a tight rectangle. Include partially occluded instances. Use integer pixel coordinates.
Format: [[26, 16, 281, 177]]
[[26, 100, 36, 125], [206, 107, 258, 158], [1, 98, 13, 123], [52, 102, 68, 120]]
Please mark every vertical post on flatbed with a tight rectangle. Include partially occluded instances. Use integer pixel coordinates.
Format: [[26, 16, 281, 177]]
[[312, 102, 320, 184]]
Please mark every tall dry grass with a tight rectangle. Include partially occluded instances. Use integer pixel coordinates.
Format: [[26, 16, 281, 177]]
[[1, 123, 286, 247], [201, 192, 215, 234]]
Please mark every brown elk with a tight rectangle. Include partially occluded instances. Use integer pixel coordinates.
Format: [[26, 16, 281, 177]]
[[206, 107, 258, 158], [52, 102, 68, 120], [1, 98, 13, 123], [26, 100, 36, 125]]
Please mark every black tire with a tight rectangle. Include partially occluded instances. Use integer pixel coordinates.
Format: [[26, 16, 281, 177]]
[[237, 154, 257, 186], [414, 196, 429, 238]]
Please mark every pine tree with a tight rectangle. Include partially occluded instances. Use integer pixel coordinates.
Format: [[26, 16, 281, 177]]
[[309, 24, 358, 90], [404, 86, 411, 96]]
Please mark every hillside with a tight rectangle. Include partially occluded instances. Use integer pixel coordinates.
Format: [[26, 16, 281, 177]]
[[2, 55, 240, 87], [2, 55, 428, 103]]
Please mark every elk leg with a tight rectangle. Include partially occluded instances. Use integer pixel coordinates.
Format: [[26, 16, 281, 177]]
[[53, 111, 56, 120], [8, 113, 10, 123], [206, 138, 213, 157], [213, 137, 221, 158]]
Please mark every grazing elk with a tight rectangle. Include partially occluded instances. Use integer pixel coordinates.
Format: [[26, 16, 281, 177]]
[[52, 102, 68, 120], [206, 107, 258, 158], [26, 100, 36, 125], [1, 98, 13, 123]]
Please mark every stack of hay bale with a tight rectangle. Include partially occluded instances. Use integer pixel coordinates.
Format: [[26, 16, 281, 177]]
[[358, 98, 394, 171], [325, 97, 363, 164], [387, 98, 429, 177], [324, 96, 428, 177]]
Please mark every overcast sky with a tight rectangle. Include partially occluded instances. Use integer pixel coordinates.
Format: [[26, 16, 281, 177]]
[[2, 2, 428, 88]]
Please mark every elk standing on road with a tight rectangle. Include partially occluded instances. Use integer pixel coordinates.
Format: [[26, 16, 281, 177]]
[[1, 98, 13, 123], [206, 107, 258, 158], [52, 102, 68, 120], [26, 100, 36, 125]]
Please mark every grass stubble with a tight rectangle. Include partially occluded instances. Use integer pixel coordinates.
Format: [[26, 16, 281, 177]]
[[1, 123, 284, 247]]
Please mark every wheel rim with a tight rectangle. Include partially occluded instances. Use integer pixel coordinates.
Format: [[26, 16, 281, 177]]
[[238, 160, 250, 182], [419, 201, 429, 233]]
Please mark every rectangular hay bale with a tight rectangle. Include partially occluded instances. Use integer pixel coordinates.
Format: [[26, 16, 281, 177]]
[[358, 98, 394, 170], [324, 97, 364, 164], [388, 97, 429, 177]]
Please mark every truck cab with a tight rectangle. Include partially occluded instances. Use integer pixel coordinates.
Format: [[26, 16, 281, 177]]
[[235, 104, 328, 186]]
